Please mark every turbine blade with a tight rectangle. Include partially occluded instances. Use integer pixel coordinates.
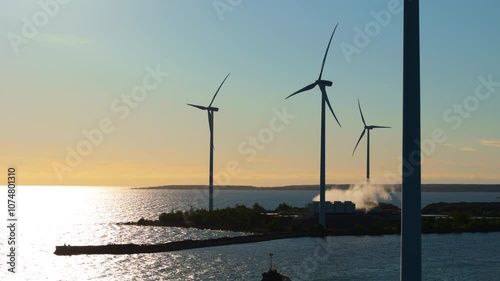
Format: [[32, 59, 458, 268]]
[[371, 126, 391, 129], [285, 83, 317, 99], [318, 23, 339, 80], [188, 104, 207, 110], [320, 86, 341, 127], [352, 129, 366, 156], [208, 73, 230, 107], [357, 99, 366, 126]]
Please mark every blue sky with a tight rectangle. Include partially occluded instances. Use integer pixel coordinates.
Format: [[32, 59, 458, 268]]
[[1, 0, 499, 186]]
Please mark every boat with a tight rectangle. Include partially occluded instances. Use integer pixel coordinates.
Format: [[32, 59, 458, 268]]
[[261, 253, 291, 281], [262, 269, 291, 281]]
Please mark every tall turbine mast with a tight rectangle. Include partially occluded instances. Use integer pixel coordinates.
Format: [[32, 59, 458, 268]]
[[401, 0, 421, 280]]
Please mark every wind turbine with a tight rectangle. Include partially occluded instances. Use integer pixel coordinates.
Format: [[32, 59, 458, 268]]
[[352, 99, 390, 183], [286, 23, 341, 227], [187, 73, 230, 212]]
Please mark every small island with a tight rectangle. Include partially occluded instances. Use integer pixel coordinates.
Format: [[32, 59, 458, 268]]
[[55, 202, 500, 256], [125, 202, 500, 235], [123, 203, 401, 236]]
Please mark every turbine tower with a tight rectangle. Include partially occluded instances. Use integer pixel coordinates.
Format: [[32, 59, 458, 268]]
[[187, 73, 230, 211], [401, 0, 421, 280], [286, 23, 341, 227], [352, 99, 390, 183]]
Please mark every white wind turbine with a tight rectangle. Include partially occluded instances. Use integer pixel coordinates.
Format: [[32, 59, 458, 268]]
[[187, 73, 230, 211], [352, 99, 391, 183], [286, 23, 341, 226]]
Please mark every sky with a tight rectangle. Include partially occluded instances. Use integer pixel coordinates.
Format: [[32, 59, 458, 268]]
[[1, 0, 499, 187]]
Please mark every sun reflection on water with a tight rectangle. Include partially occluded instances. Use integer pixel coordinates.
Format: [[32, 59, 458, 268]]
[[0, 186, 499, 280]]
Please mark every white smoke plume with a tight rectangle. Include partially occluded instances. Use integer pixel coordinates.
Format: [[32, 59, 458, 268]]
[[312, 183, 397, 211]]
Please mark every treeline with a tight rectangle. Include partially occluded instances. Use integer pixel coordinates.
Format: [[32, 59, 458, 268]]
[[146, 203, 295, 233], [422, 202, 500, 217], [423, 214, 500, 233]]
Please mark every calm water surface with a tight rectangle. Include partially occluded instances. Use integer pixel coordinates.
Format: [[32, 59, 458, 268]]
[[0, 186, 498, 280]]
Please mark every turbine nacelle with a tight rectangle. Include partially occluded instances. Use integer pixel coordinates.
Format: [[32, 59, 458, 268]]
[[186, 104, 219, 112], [316, 80, 333, 87]]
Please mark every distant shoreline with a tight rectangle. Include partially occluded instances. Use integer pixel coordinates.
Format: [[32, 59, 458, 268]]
[[132, 184, 500, 192]]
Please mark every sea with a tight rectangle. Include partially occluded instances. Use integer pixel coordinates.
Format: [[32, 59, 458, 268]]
[[1, 186, 499, 281]]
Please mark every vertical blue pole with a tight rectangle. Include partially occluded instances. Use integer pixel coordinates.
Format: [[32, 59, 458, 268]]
[[401, 0, 421, 280]]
